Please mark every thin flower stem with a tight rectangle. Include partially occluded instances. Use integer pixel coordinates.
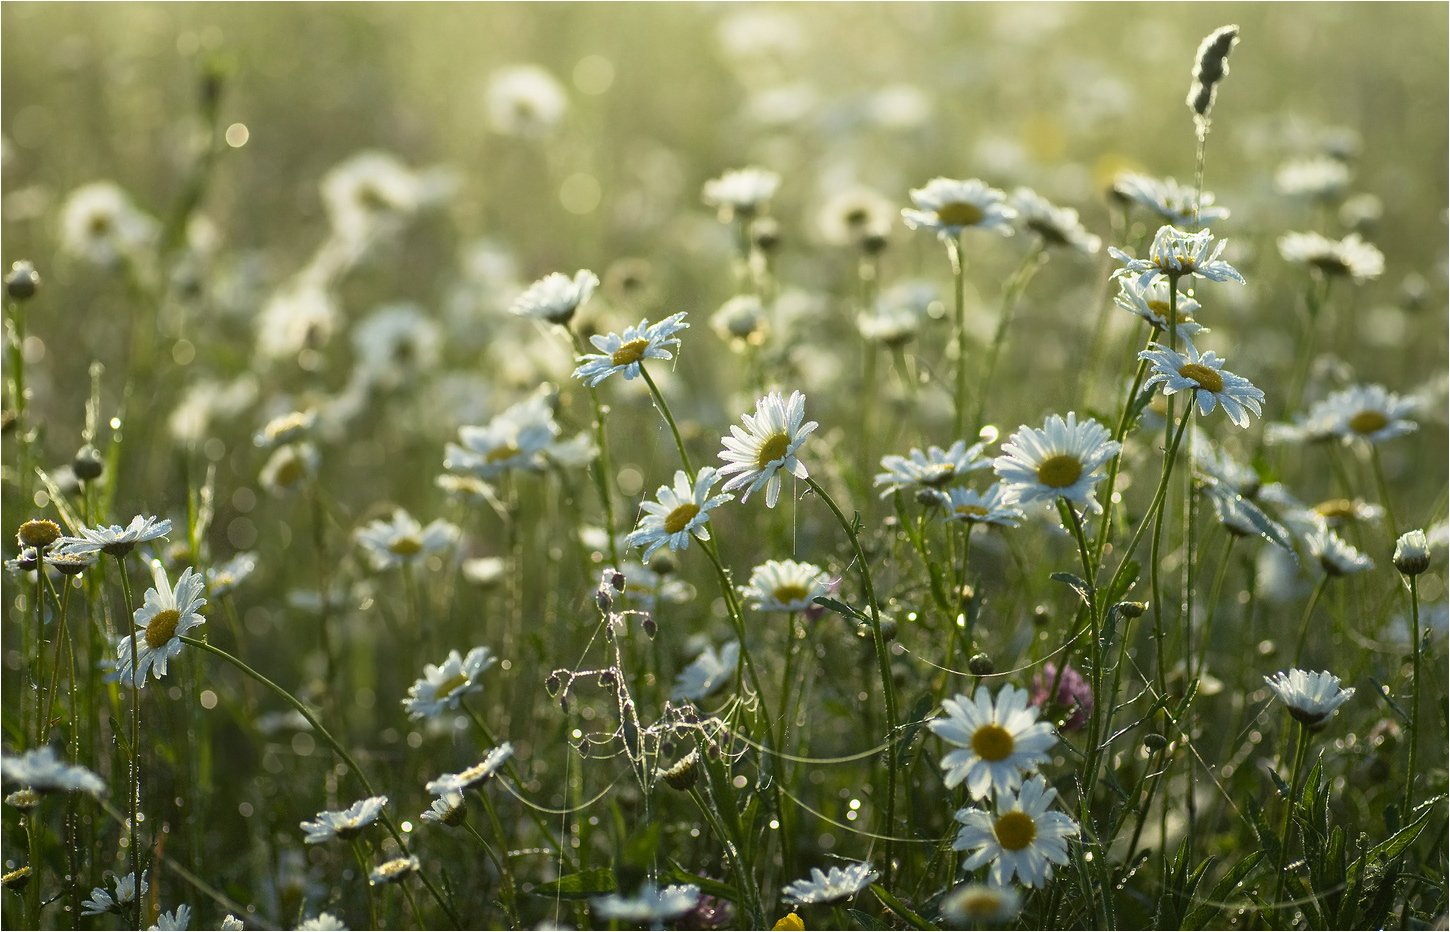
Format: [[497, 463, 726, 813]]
[[569, 330, 623, 571], [401, 881, 428, 931], [947, 234, 968, 438], [1193, 533, 1236, 681], [477, 789, 522, 928], [1368, 445, 1400, 538], [1271, 723, 1313, 922], [180, 636, 462, 928], [1092, 348, 1154, 567], [639, 365, 693, 475], [352, 840, 380, 931], [1061, 500, 1107, 804], [32, 568, 44, 746], [688, 785, 764, 927], [802, 474, 899, 882], [974, 241, 1046, 429], [1405, 575, 1422, 819], [1104, 404, 1194, 616], [39, 575, 74, 752], [113, 555, 142, 932], [1292, 576, 1330, 666]]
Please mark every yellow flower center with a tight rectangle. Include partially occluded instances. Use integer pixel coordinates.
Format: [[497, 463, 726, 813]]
[[610, 338, 651, 367], [1177, 363, 1224, 393], [485, 443, 522, 464], [955, 504, 989, 518], [936, 201, 985, 227], [17, 519, 61, 549], [88, 213, 113, 235], [663, 503, 701, 534], [772, 583, 810, 604], [433, 672, 470, 699], [1314, 499, 1357, 520], [755, 432, 791, 468], [1036, 454, 1083, 489], [388, 536, 423, 556], [1348, 410, 1388, 434], [993, 810, 1038, 851], [960, 890, 1007, 921], [144, 609, 182, 650], [922, 463, 957, 487], [971, 723, 1015, 762], [272, 453, 307, 488]]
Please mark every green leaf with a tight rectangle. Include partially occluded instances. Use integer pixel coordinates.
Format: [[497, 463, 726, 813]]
[[894, 692, 937, 769], [530, 868, 617, 899], [1051, 571, 1094, 607], [664, 862, 738, 904], [813, 596, 869, 623], [1186, 851, 1263, 929]]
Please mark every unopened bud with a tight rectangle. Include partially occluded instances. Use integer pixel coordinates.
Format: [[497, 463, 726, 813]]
[[1117, 601, 1148, 619], [751, 217, 782, 254], [1143, 733, 1170, 751], [658, 750, 700, 791], [4, 261, 39, 301], [968, 653, 995, 676], [1393, 529, 1431, 577], [72, 445, 104, 482]]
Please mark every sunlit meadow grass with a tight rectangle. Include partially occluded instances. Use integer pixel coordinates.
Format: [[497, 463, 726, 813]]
[[2, 4, 1447, 930]]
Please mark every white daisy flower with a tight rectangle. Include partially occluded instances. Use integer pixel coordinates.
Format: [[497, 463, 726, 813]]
[[369, 855, 420, 887], [320, 151, 449, 248], [816, 186, 896, 248], [420, 790, 466, 827], [57, 515, 172, 558], [253, 410, 317, 449], [81, 870, 147, 916], [874, 440, 991, 498], [1113, 277, 1207, 344], [301, 796, 388, 844], [402, 647, 497, 719], [1191, 431, 1260, 497], [220, 915, 245, 930], [711, 294, 768, 345], [485, 64, 568, 138], [1140, 342, 1265, 428], [739, 559, 830, 613], [952, 775, 1079, 888], [445, 391, 560, 479], [1318, 384, 1418, 445], [1, 745, 107, 796], [1310, 497, 1385, 528], [572, 312, 689, 387], [856, 302, 922, 347], [1110, 225, 1245, 288], [593, 883, 701, 923], [255, 281, 339, 360], [1274, 156, 1351, 201], [296, 913, 349, 931], [354, 509, 459, 572], [992, 413, 1121, 514], [941, 484, 1026, 528], [1278, 231, 1384, 283], [929, 684, 1057, 800], [543, 432, 599, 470], [702, 167, 780, 221], [1010, 188, 1100, 255], [1110, 172, 1230, 227], [626, 468, 733, 561], [672, 641, 740, 702], [1306, 526, 1374, 577], [717, 390, 818, 508], [352, 302, 443, 389], [116, 563, 206, 689], [510, 270, 598, 326], [425, 743, 514, 795], [1394, 529, 1432, 577], [258, 442, 320, 496], [781, 862, 878, 906], [206, 552, 259, 599], [901, 177, 1016, 240], [1203, 481, 1290, 544], [1264, 669, 1355, 726], [149, 904, 191, 931], [59, 182, 159, 266], [940, 882, 1023, 926]]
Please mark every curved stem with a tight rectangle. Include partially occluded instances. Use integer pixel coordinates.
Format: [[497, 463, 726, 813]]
[[947, 235, 967, 438], [974, 241, 1046, 429], [639, 365, 693, 475], [569, 330, 622, 571]]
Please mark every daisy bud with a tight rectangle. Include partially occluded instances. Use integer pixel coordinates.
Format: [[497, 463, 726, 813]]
[[16, 518, 61, 550], [1143, 733, 1170, 751], [658, 750, 699, 791], [5, 789, 42, 810], [878, 617, 898, 641], [1117, 601, 1148, 619], [72, 444, 104, 481], [751, 217, 782, 254], [1393, 529, 1431, 577], [4, 261, 39, 301], [968, 652, 995, 676]]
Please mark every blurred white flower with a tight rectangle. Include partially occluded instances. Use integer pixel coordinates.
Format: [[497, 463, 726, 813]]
[[1111, 172, 1230, 227], [59, 181, 158, 266], [1274, 155, 1351, 201], [1278, 231, 1384, 283], [486, 65, 568, 138]]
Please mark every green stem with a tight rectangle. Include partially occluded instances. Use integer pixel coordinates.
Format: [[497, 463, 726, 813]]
[[571, 331, 623, 571], [114, 555, 142, 932], [688, 785, 764, 927], [1368, 445, 1399, 538], [1292, 576, 1330, 666], [947, 234, 967, 438], [1271, 723, 1312, 923], [974, 241, 1046, 429], [1193, 533, 1236, 681], [639, 365, 693, 475], [1092, 348, 1154, 567], [478, 789, 522, 928], [352, 840, 380, 931], [1404, 575, 1421, 819]]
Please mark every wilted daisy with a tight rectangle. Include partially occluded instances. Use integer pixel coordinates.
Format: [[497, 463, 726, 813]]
[[445, 391, 560, 478], [116, 563, 206, 688], [1306, 525, 1374, 576], [58, 515, 172, 558], [702, 167, 780, 221], [149, 904, 191, 931], [1278, 231, 1384, 283], [781, 862, 878, 905], [1274, 155, 1351, 201], [1310, 497, 1385, 529], [1, 745, 107, 795], [940, 883, 1023, 926], [594, 883, 701, 923], [59, 181, 159, 266], [993, 413, 1120, 514], [672, 641, 740, 702], [1011, 187, 1100, 255], [1140, 342, 1265, 428], [1110, 172, 1231, 227], [355, 509, 459, 571], [572, 312, 689, 387], [425, 743, 514, 795], [296, 913, 349, 931], [740, 559, 830, 613], [929, 684, 1057, 799], [901, 177, 1016, 240], [510, 270, 598, 326], [953, 775, 1079, 887], [420, 790, 466, 827], [1264, 669, 1355, 726], [81, 870, 147, 916], [369, 855, 420, 887], [301, 796, 387, 844], [718, 390, 817, 508], [1114, 277, 1207, 344], [1111, 225, 1245, 288], [403, 647, 497, 719], [485, 64, 568, 138], [941, 484, 1026, 528], [626, 468, 733, 561], [1203, 481, 1292, 546], [875, 441, 991, 498], [1319, 383, 1418, 445]]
